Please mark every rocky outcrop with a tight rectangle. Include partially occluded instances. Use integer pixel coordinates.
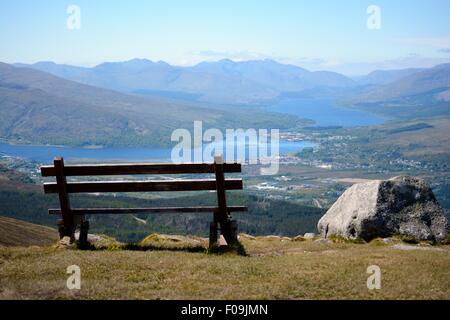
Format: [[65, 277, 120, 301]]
[[317, 176, 449, 242]]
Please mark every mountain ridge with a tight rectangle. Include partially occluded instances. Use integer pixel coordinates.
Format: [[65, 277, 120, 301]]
[[353, 63, 450, 103], [15, 59, 450, 109], [15, 58, 355, 104]]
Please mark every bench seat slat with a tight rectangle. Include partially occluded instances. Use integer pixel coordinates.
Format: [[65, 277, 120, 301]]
[[43, 178, 243, 194], [48, 206, 248, 215], [41, 162, 241, 176]]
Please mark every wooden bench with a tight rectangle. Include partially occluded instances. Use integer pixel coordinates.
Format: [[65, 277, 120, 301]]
[[40, 155, 247, 247]]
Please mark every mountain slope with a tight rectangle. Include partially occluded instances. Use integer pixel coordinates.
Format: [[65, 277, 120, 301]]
[[0, 63, 302, 147], [355, 68, 425, 85], [0, 62, 216, 146], [355, 63, 450, 103], [189, 59, 354, 91], [0, 216, 58, 246]]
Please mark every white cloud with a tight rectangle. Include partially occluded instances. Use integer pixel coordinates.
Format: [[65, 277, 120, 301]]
[[398, 37, 450, 49], [325, 54, 450, 76], [182, 50, 273, 65]]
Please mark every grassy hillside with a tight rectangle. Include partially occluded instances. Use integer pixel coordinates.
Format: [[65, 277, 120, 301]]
[[0, 216, 58, 246], [0, 236, 448, 299]]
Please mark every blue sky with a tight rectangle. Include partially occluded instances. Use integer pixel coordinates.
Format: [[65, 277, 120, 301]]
[[1, 0, 450, 75]]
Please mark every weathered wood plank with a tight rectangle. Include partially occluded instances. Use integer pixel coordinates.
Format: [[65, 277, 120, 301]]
[[41, 162, 241, 176], [43, 178, 243, 194], [214, 155, 229, 224], [49, 206, 248, 215], [53, 157, 74, 237]]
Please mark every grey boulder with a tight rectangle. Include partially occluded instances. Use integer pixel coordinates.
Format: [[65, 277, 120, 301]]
[[317, 176, 449, 242]]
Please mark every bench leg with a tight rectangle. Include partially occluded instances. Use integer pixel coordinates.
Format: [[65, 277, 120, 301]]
[[221, 219, 239, 245], [79, 220, 90, 245], [57, 219, 75, 242], [209, 222, 218, 248]]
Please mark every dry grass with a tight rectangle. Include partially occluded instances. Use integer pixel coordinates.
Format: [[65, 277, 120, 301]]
[[0, 236, 449, 300]]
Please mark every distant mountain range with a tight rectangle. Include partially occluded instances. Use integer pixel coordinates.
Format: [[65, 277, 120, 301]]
[[15, 59, 356, 105], [15, 59, 450, 108]]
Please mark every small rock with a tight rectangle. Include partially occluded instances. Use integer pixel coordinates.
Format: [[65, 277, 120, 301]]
[[74, 231, 102, 242], [88, 234, 102, 242], [264, 235, 282, 240], [315, 238, 332, 244], [392, 244, 444, 252], [218, 235, 228, 246], [60, 236, 72, 245], [304, 233, 316, 240], [161, 235, 184, 242], [239, 233, 256, 240], [56, 236, 74, 249], [140, 233, 207, 246], [293, 235, 306, 242]]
